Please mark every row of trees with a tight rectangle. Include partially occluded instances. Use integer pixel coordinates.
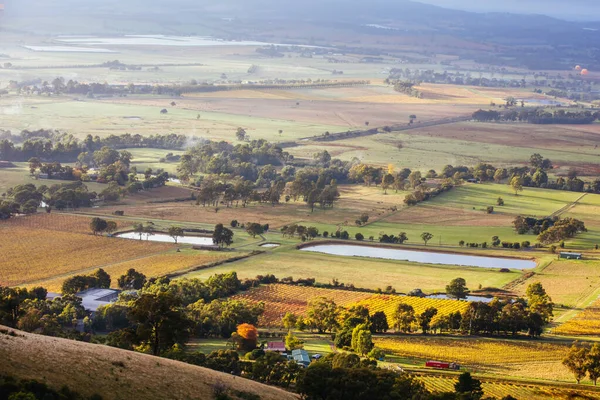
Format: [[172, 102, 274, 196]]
[[0, 130, 187, 162], [281, 282, 551, 338], [472, 108, 600, 124]]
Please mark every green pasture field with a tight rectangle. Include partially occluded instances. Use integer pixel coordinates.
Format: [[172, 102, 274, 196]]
[[290, 125, 600, 171], [0, 95, 341, 142], [428, 184, 582, 217], [0, 163, 108, 194], [125, 148, 184, 175], [180, 246, 524, 294]]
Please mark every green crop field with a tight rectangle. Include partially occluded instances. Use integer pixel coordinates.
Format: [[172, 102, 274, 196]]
[[180, 246, 524, 293]]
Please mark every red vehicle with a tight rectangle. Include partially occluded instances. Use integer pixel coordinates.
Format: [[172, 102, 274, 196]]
[[425, 360, 460, 370]]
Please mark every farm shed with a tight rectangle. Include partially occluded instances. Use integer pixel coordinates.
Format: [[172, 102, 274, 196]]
[[76, 288, 120, 312], [559, 252, 582, 260], [291, 349, 311, 367]]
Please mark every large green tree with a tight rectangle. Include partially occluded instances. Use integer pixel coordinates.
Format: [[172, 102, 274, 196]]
[[128, 292, 190, 356], [446, 278, 470, 300]]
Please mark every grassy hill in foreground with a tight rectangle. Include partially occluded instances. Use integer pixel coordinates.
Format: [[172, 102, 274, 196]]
[[0, 326, 298, 400]]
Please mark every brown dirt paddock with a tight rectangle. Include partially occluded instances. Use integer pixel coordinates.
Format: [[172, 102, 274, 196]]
[[102, 96, 478, 128], [408, 121, 600, 158], [386, 204, 513, 227], [94, 185, 409, 229]]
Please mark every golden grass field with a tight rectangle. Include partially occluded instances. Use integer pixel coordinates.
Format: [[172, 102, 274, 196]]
[[95, 184, 410, 229], [416, 375, 600, 400], [511, 260, 600, 309], [0, 327, 299, 400], [376, 336, 574, 382], [554, 297, 600, 336]]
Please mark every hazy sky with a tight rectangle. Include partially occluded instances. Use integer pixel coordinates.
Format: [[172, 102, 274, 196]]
[[418, 0, 600, 20]]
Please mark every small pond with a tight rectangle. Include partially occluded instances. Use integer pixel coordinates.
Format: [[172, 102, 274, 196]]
[[427, 294, 494, 303], [300, 244, 536, 270], [116, 232, 214, 245]]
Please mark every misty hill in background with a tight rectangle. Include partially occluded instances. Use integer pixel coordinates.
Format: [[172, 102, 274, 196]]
[[2, 0, 600, 70]]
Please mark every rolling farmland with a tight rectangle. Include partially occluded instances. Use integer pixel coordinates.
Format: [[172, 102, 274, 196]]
[[230, 284, 471, 327], [376, 336, 573, 381]]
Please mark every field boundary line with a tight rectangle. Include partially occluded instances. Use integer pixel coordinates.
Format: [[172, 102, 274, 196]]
[[549, 192, 587, 218]]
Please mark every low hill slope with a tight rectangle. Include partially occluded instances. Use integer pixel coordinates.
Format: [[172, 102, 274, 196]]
[[0, 326, 299, 400]]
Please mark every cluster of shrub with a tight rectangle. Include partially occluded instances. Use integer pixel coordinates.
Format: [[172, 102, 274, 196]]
[[379, 233, 409, 244], [404, 179, 455, 206], [458, 238, 531, 250], [513, 216, 587, 245], [0, 181, 96, 218], [279, 224, 319, 240]]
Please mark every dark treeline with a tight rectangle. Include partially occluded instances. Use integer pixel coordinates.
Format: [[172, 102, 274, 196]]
[[386, 68, 600, 102], [1, 181, 96, 217], [437, 154, 600, 194], [472, 108, 600, 124], [0, 130, 187, 162], [10, 76, 369, 98]]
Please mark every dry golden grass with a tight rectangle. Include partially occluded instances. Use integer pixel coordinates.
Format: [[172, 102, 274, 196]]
[[417, 375, 600, 400], [0, 225, 173, 287], [26, 250, 237, 292], [231, 284, 373, 326], [95, 184, 408, 229], [0, 326, 299, 400], [377, 336, 573, 381], [184, 89, 300, 100], [511, 260, 600, 308], [555, 297, 600, 336]]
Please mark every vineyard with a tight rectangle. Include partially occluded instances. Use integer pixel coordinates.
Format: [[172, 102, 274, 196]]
[[3, 213, 129, 234], [376, 336, 573, 381], [0, 226, 173, 287], [352, 295, 470, 326], [229, 284, 470, 327], [230, 284, 374, 326], [27, 250, 237, 292], [554, 297, 600, 336], [415, 375, 600, 400]]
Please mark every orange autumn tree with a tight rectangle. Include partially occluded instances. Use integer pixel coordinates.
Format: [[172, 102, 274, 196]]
[[235, 323, 258, 351]]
